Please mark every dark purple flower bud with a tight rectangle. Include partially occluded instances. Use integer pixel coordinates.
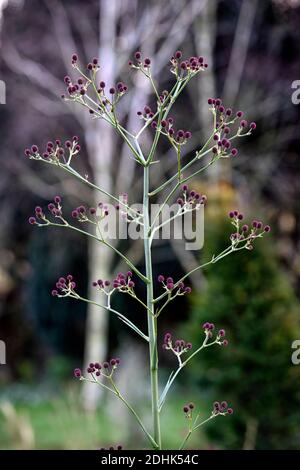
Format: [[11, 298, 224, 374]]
[[227, 408, 233, 414], [72, 54, 78, 62], [236, 111, 243, 118], [87, 63, 93, 70], [229, 211, 234, 218], [103, 362, 109, 369], [128, 280, 135, 288], [231, 148, 238, 157], [242, 224, 248, 232], [215, 98, 222, 106], [51, 289, 58, 296], [223, 339, 229, 346], [240, 120, 248, 128], [208, 98, 213, 105], [109, 87, 116, 95], [177, 198, 184, 206], [184, 287, 192, 294], [184, 131, 192, 139], [183, 406, 189, 413], [175, 50, 182, 59], [257, 221, 262, 229], [221, 401, 228, 410], [203, 322, 210, 329], [73, 368, 81, 378], [72, 210, 79, 218], [186, 342, 192, 349], [189, 403, 195, 410], [177, 130, 184, 139], [250, 122, 256, 130], [29, 216, 36, 225], [158, 275, 165, 282], [182, 184, 188, 191], [31, 145, 38, 153], [218, 329, 225, 337], [134, 51, 142, 60], [144, 58, 151, 66], [54, 196, 61, 204], [226, 108, 232, 116], [110, 359, 117, 366], [238, 213, 243, 220], [166, 282, 174, 290], [180, 61, 187, 70], [214, 401, 220, 411], [264, 225, 271, 232], [219, 105, 225, 113]]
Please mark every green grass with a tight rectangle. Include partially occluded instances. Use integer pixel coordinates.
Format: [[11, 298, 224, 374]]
[[0, 383, 211, 450]]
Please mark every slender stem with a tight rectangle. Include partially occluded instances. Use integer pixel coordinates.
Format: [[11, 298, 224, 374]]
[[107, 376, 158, 449], [84, 375, 157, 448], [70, 293, 149, 342], [39, 220, 149, 283], [143, 165, 161, 449], [179, 415, 215, 450], [153, 245, 236, 304]]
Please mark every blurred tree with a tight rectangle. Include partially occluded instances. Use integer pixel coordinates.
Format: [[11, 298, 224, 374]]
[[185, 206, 300, 449], [0, 0, 209, 409]]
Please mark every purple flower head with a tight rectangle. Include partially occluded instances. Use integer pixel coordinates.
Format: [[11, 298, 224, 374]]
[[73, 368, 81, 378]]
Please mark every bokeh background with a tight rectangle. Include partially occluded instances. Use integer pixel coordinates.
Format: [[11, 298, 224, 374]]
[[0, 0, 300, 450]]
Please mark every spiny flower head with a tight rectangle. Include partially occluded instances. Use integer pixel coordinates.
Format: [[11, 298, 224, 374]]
[[202, 322, 228, 346], [24, 136, 80, 166], [177, 184, 207, 210], [212, 401, 233, 416], [207, 98, 257, 158], [92, 271, 135, 295], [100, 445, 123, 451], [183, 402, 196, 418], [129, 51, 152, 71], [157, 275, 192, 296], [170, 52, 208, 77], [78, 358, 121, 378], [52, 274, 76, 297], [228, 210, 271, 250], [158, 117, 192, 146], [162, 332, 192, 354], [29, 196, 64, 226]]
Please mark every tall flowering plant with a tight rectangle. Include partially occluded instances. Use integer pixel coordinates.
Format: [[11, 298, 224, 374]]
[[25, 51, 270, 450]]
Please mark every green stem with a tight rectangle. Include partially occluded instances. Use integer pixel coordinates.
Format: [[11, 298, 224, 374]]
[[143, 165, 161, 449], [107, 376, 158, 449]]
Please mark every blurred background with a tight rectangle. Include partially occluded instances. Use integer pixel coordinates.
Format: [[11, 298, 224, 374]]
[[0, 0, 300, 450]]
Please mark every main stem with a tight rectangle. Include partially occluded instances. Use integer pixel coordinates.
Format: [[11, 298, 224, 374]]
[[143, 165, 161, 449]]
